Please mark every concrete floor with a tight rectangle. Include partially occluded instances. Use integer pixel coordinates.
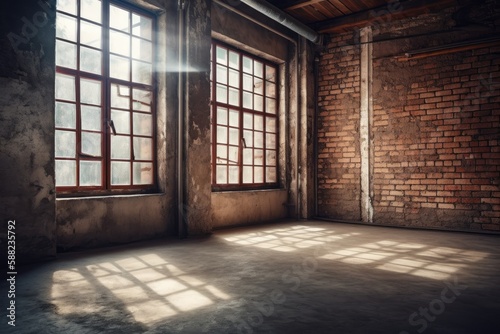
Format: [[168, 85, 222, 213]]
[[2, 220, 500, 334]]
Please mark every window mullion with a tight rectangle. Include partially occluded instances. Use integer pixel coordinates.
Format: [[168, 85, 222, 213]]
[[238, 53, 244, 186], [103, 0, 111, 190]]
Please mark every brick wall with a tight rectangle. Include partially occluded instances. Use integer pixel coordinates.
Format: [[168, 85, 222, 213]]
[[372, 48, 500, 231], [317, 33, 361, 220], [317, 7, 500, 232]]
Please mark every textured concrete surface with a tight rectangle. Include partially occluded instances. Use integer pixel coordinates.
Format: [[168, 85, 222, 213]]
[[2, 220, 499, 333], [0, 0, 57, 262], [212, 190, 287, 228]]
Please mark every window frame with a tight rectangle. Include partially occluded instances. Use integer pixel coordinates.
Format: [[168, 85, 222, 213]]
[[210, 40, 280, 192], [55, 0, 158, 196]]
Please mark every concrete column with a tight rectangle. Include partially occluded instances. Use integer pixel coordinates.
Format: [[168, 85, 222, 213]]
[[298, 37, 315, 218], [0, 0, 57, 262], [184, 0, 213, 234], [360, 27, 374, 223]]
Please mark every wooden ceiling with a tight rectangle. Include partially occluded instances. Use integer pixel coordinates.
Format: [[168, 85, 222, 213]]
[[269, 0, 390, 24], [267, 0, 464, 33]]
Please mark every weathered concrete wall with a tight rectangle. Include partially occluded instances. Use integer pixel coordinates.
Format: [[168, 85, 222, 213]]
[[212, 190, 287, 228], [56, 195, 168, 249], [211, 1, 288, 62], [317, 1, 500, 232], [0, 0, 57, 263]]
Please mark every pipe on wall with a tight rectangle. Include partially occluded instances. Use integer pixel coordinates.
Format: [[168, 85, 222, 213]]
[[239, 0, 321, 44], [178, 0, 187, 238]]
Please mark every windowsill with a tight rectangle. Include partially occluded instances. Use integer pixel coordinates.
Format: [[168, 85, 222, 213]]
[[56, 192, 166, 201], [212, 188, 286, 194]]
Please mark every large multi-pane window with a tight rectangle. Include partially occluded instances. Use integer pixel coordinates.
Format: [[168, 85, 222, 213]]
[[55, 0, 156, 194], [211, 41, 279, 190]]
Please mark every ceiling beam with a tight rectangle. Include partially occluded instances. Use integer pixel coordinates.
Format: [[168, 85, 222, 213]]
[[312, 0, 465, 33]]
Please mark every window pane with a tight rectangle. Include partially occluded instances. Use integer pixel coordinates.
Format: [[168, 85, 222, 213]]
[[81, 0, 102, 23], [243, 148, 252, 165], [81, 105, 101, 131], [80, 47, 102, 74], [217, 107, 227, 125], [110, 55, 130, 81], [217, 126, 227, 144], [81, 132, 101, 156], [216, 85, 227, 104], [254, 115, 264, 131], [216, 46, 227, 65], [111, 84, 130, 109], [266, 98, 276, 114], [229, 128, 239, 146], [216, 165, 227, 184], [266, 117, 276, 133], [254, 95, 263, 112], [55, 73, 75, 101], [110, 30, 130, 56], [266, 167, 277, 183], [243, 113, 252, 129], [217, 85, 227, 103], [55, 160, 76, 186], [254, 77, 263, 94], [111, 161, 130, 185], [228, 146, 239, 164], [254, 132, 263, 149], [243, 130, 253, 148], [254, 149, 263, 165], [80, 160, 101, 186], [243, 74, 252, 91], [228, 69, 239, 88], [266, 150, 277, 166], [266, 65, 276, 82], [133, 137, 152, 160], [254, 166, 263, 183], [254, 61, 263, 78], [228, 87, 239, 106], [56, 13, 77, 41], [216, 145, 227, 163], [132, 14, 152, 40], [229, 109, 239, 127], [80, 78, 101, 105], [228, 166, 239, 184], [56, 40, 77, 69], [133, 162, 153, 185], [58, 0, 77, 15], [80, 21, 102, 48], [111, 135, 130, 159], [132, 38, 152, 62], [133, 89, 152, 112], [228, 51, 239, 69], [216, 65, 227, 85], [132, 60, 152, 85], [243, 92, 252, 109], [242, 56, 252, 73], [243, 166, 252, 183], [55, 130, 76, 158], [55, 102, 76, 129], [133, 113, 152, 136], [110, 5, 130, 32], [111, 110, 130, 134], [266, 81, 276, 98], [266, 133, 276, 148]]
